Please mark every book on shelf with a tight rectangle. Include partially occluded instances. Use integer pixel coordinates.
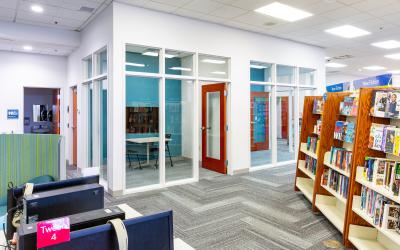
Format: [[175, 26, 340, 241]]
[[371, 90, 400, 118], [360, 186, 400, 232], [339, 95, 359, 116], [368, 123, 385, 151], [312, 99, 324, 114], [321, 168, 349, 199], [306, 136, 319, 154], [313, 119, 322, 136], [329, 147, 352, 173], [305, 155, 317, 175], [369, 123, 400, 155], [362, 158, 400, 195], [334, 121, 355, 143]]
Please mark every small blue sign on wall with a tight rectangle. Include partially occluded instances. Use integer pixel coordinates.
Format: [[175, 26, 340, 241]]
[[7, 109, 19, 119]]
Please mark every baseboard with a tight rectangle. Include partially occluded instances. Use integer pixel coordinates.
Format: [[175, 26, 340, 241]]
[[232, 168, 249, 175], [108, 189, 124, 197]]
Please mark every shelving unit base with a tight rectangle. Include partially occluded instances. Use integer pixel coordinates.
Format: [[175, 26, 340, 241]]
[[296, 177, 314, 202]]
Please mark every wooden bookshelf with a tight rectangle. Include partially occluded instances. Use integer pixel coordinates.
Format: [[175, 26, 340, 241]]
[[344, 87, 400, 250]]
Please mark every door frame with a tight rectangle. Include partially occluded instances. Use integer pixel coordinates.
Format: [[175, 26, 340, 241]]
[[201, 83, 227, 174], [71, 86, 78, 166], [250, 91, 270, 151]]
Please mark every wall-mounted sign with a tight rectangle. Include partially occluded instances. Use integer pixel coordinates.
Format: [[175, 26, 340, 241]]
[[353, 74, 392, 90], [37, 217, 70, 248], [7, 109, 19, 119], [326, 82, 350, 92]]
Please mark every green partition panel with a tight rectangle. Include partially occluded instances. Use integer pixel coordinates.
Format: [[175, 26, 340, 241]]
[[0, 134, 61, 205]]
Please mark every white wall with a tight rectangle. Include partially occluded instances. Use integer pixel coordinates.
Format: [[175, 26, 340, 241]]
[[0, 51, 67, 134], [112, 3, 326, 186]]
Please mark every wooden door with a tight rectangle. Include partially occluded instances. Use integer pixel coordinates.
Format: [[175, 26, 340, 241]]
[[72, 87, 78, 166], [281, 96, 289, 139], [201, 83, 226, 174], [251, 92, 269, 151]]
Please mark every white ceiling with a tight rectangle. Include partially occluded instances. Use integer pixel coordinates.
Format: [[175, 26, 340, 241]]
[[1, 0, 400, 77]]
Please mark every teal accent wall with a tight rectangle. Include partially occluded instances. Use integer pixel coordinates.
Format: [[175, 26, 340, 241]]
[[126, 52, 159, 73], [251, 68, 265, 82], [0, 134, 60, 205]]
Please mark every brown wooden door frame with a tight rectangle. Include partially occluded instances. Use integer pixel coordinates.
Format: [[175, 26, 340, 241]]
[[72, 87, 78, 166], [201, 83, 227, 174], [251, 92, 270, 151]]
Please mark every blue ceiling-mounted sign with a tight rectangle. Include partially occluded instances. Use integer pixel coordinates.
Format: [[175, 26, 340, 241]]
[[353, 74, 392, 90], [7, 109, 19, 119], [326, 82, 350, 92]]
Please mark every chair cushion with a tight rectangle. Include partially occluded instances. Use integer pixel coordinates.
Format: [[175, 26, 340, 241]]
[[27, 175, 55, 184]]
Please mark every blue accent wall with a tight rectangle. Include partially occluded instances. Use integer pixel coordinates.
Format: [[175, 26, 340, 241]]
[[250, 68, 265, 82], [126, 52, 159, 73]]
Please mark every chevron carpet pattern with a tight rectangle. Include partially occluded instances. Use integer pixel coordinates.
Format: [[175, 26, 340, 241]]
[[105, 164, 345, 250]]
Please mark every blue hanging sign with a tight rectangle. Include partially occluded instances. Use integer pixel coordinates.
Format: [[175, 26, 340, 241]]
[[353, 74, 392, 90], [326, 82, 350, 92], [7, 109, 19, 119]]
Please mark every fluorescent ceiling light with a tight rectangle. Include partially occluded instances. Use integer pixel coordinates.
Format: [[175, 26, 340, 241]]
[[211, 71, 226, 75], [371, 40, 400, 49], [126, 62, 145, 67], [385, 53, 400, 60], [250, 65, 267, 69], [325, 62, 347, 68], [165, 54, 175, 58], [363, 65, 386, 71], [254, 2, 312, 22], [169, 67, 191, 72], [325, 56, 331, 60], [202, 59, 226, 64], [142, 51, 158, 57], [387, 70, 400, 74], [31, 4, 44, 13], [325, 25, 370, 38], [23, 45, 33, 51]]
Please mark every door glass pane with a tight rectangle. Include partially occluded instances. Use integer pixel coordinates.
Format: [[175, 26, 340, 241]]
[[126, 45, 160, 74], [277, 65, 295, 84], [97, 50, 107, 75], [277, 86, 295, 162], [165, 79, 194, 182], [125, 76, 159, 189], [100, 79, 108, 181], [87, 83, 93, 167], [250, 84, 272, 167], [250, 62, 272, 82], [84, 57, 92, 79], [206, 91, 221, 160]]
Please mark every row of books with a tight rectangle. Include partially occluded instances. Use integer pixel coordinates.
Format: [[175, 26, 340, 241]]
[[328, 147, 352, 173], [306, 136, 319, 153], [321, 168, 349, 199], [313, 119, 322, 136], [305, 155, 317, 175], [362, 157, 400, 196], [371, 90, 400, 119], [360, 186, 400, 232], [339, 95, 359, 116], [369, 123, 400, 155], [334, 121, 355, 143], [312, 99, 324, 114]]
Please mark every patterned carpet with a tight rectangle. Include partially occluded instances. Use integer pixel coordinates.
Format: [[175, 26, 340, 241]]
[[105, 164, 346, 250]]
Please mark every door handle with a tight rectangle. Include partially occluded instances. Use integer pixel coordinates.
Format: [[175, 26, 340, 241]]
[[201, 126, 211, 130]]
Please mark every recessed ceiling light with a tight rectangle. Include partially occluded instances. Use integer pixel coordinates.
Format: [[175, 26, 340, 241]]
[[384, 53, 400, 60], [363, 65, 386, 71], [142, 51, 158, 57], [250, 65, 267, 69], [169, 67, 191, 72], [23, 45, 33, 51], [388, 70, 400, 74], [202, 59, 226, 64], [371, 40, 400, 49], [211, 71, 226, 75], [325, 62, 347, 68], [325, 25, 370, 38], [31, 4, 44, 13], [254, 2, 313, 22], [126, 62, 145, 67]]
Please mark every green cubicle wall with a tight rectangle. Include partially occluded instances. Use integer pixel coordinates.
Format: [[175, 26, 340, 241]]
[[0, 134, 61, 205]]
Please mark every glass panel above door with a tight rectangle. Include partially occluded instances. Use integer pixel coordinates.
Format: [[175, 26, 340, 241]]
[[126, 45, 160, 74]]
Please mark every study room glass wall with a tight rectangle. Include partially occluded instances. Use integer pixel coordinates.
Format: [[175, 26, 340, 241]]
[[249, 62, 316, 169]]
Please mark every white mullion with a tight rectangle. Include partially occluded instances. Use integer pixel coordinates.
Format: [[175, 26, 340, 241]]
[[125, 71, 162, 78], [294, 68, 301, 161], [271, 64, 278, 165], [159, 48, 166, 186], [193, 52, 199, 181], [165, 74, 196, 81], [198, 77, 231, 83]]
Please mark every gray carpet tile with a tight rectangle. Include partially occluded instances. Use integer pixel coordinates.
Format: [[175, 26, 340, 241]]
[[105, 164, 347, 250]]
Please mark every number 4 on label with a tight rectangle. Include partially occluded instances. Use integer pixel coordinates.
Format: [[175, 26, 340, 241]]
[[51, 233, 57, 240]]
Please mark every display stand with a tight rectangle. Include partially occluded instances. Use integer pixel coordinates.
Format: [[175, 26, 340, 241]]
[[344, 87, 400, 250]]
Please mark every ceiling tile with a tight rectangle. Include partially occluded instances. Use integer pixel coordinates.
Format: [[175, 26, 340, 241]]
[[351, 0, 398, 11], [182, 0, 224, 14], [115, 0, 149, 7], [0, 0, 18, 9], [143, 1, 179, 13], [151, 0, 192, 7], [210, 5, 248, 19]]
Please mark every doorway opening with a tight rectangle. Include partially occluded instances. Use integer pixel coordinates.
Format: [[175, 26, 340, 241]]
[[201, 83, 227, 174], [23, 87, 60, 134]]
